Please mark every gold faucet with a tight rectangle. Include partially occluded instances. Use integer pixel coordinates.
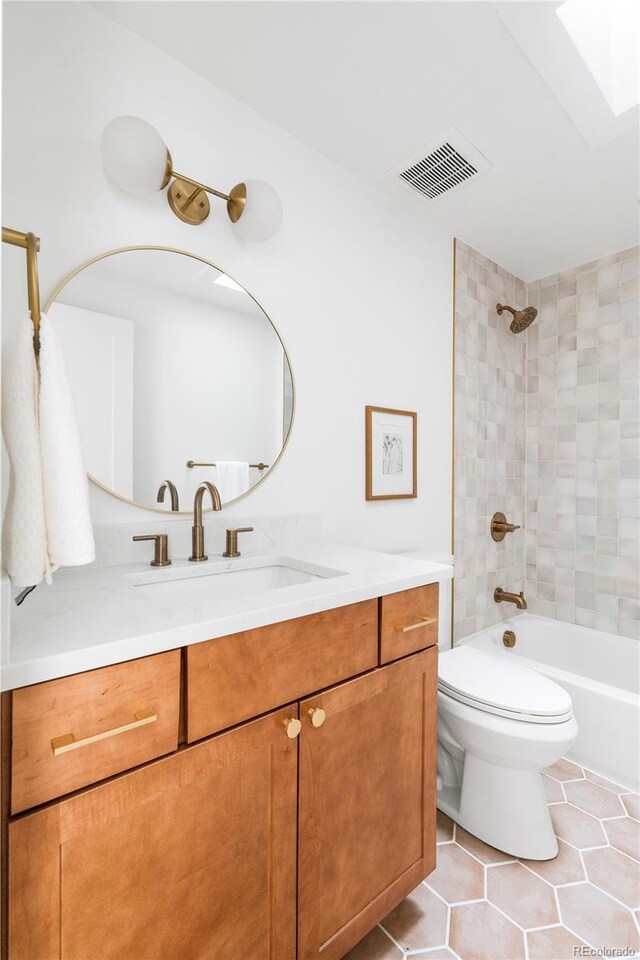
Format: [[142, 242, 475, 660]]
[[494, 587, 527, 610], [157, 480, 180, 512], [189, 482, 222, 562]]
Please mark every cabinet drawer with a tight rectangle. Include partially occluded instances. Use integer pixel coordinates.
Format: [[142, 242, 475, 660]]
[[11, 650, 180, 814], [186, 600, 378, 742], [380, 584, 439, 663]]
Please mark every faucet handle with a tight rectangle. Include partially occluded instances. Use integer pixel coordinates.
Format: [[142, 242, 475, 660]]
[[491, 512, 521, 542], [223, 527, 254, 558], [133, 534, 171, 567]]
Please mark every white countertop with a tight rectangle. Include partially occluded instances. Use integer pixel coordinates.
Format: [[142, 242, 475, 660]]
[[1, 543, 452, 691]]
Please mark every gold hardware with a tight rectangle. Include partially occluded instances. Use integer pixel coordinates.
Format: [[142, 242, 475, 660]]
[[503, 630, 516, 648], [227, 182, 247, 223], [2, 227, 42, 354], [494, 587, 527, 610], [496, 302, 538, 335], [190, 482, 223, 561], [168, 178, 211, 226], [44, 246, 295, 514], [186, 461, 269, 470], [51, 707, 157, 755], [395, 616, 438, 633], [157, 480, 180, 512], [223, 527, 254, 558], [491, 512, 521, 542], [282, 717, 301, 739], [164, 163, 247, 227], [132, 534, 171, 567], [307, 707, 326, 728]]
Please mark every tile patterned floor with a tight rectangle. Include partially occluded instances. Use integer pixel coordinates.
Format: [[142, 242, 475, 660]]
[[345, 759, 640, 960]]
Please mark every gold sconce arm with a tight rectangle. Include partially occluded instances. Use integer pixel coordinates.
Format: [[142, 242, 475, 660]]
[[171, 170, 231, 202]]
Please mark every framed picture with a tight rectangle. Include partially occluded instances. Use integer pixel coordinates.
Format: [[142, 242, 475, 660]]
[[365, 406, 417, 500]]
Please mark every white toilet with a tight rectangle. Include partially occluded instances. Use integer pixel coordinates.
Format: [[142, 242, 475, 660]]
[[437, 646, 578, 860]]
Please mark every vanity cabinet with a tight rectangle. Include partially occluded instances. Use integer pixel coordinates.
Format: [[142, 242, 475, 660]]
[[8, 704, 299, 960], [4, 585, 439, 960]]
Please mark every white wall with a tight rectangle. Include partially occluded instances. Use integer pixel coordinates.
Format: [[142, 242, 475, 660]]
[[2, 1, 453, 555]]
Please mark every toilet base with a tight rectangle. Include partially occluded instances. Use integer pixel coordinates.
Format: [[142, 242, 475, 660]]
[[438, 754, 558, 860]]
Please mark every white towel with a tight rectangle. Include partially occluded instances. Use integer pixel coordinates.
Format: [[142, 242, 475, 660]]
[[215, 462, 250, 502], [38, 314, 95, 569], [1, 317, 50, 586]]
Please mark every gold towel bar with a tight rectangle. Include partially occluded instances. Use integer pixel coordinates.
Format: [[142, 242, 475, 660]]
[[186, 460, 269, 470], [2, 227, 42, 354]]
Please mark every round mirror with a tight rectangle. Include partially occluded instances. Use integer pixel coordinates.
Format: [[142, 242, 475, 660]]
[[45, 247, 294, 512]]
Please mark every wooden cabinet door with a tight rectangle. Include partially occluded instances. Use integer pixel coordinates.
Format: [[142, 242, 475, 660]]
[[9, 705, 298, 960], [298, 648, 437, 960]]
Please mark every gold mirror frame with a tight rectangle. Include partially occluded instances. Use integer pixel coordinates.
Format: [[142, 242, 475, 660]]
[[44, 245, 295, 514]]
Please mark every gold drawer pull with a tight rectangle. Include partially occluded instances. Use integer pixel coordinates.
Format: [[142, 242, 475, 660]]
[[307, 707, 326, 728], [51, 708, 157, 755], [395, 616, 438, 633], [282, 717, 302, 739]]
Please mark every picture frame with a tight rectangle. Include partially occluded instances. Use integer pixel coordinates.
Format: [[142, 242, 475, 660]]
[[365, 406, 417, 501]]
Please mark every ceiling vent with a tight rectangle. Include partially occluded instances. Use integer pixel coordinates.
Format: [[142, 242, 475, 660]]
[[389, 130, 491, 200]]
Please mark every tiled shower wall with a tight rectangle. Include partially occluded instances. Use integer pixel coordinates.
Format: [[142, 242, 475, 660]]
[[453, 241, 640, 642], [453, 242, 527, 642], [525, 248, 640, 640]]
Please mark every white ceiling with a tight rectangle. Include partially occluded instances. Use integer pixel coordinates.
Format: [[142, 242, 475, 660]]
[[93, 1, 639, 281]]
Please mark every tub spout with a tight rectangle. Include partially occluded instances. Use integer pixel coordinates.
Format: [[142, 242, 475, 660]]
[[494, 587, 527, 610]]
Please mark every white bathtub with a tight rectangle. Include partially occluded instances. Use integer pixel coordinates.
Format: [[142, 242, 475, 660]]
[[458, 614, 640, 792]]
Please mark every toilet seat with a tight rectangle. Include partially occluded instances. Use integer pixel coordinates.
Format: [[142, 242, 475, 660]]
[[439, 647, 573, 724]]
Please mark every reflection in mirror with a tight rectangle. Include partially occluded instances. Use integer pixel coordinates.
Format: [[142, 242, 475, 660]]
[[47, 248, 294, 511]]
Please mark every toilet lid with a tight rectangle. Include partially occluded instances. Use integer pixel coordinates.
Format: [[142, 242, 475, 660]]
[[438, 646, 573, 722]]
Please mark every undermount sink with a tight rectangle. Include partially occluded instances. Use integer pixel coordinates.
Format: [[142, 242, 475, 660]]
[[126, 555, 347, 603]]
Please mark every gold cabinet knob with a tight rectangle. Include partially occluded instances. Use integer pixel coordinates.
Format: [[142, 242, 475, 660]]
[[307, 707, 326, 728], [282, 717, 301, 739]]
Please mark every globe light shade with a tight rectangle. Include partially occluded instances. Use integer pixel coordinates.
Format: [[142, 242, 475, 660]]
[[234, 179, 283, 242], [101, 116, 170, 197]]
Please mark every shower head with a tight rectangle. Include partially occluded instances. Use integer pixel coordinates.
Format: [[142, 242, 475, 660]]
[[496, 303, 538, 334]]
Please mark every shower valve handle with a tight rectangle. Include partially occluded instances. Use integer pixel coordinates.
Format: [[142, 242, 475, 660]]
[[491, 512, 521, 542]]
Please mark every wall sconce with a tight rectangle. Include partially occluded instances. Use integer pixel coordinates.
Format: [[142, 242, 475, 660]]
[[100, 116, 283, 242]]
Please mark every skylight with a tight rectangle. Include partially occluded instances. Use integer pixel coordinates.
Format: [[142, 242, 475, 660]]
[[557, 0, 640, 116]]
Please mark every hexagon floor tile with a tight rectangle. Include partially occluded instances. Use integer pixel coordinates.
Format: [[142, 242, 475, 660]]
[[558, 884, 640, 953], [347, 758, 640, 960], [550, 801, 607, 849], [486, 861, 559, 929], [564, 778, 626, 818], [520, 838, 585, 886], [583, 845, 640, 908], [605, 816, 640, 862]]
